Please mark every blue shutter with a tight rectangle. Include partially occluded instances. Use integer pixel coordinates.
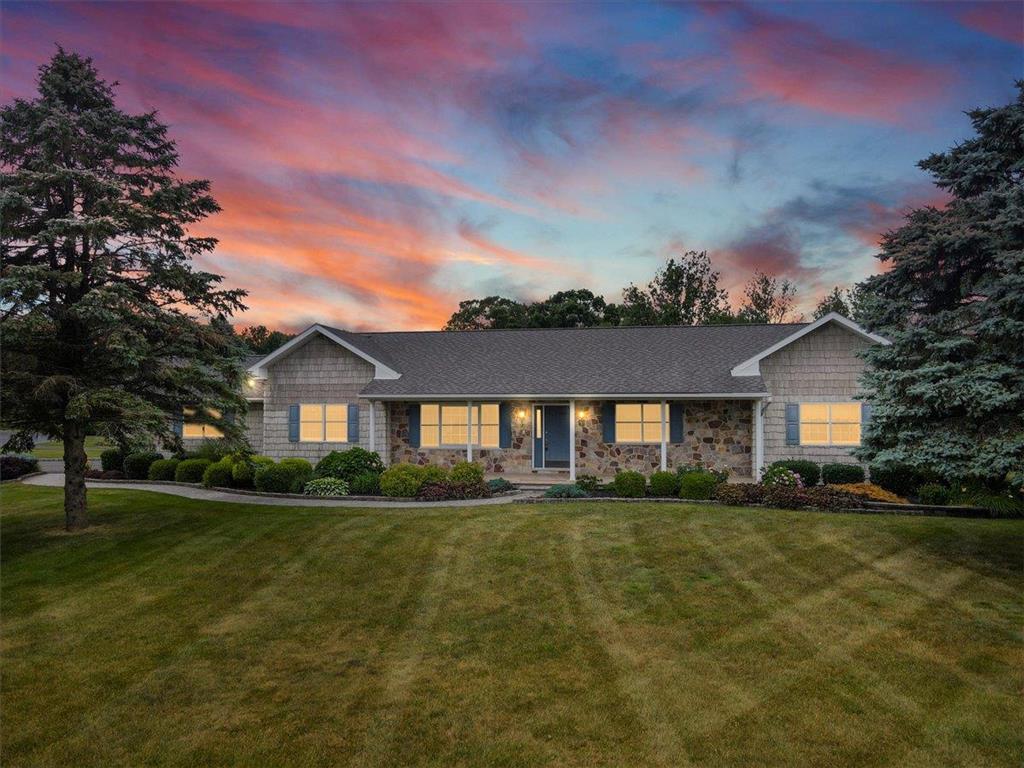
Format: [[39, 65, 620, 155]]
[[499, 403, 512, 449], [225, 410, 235, 425], [171, 409, 183, 438], [408, 404, 421, 448], [602, 402, 616, 443], [669, 403, 685, 443], [348, 404, 360, 443], [785, 403, 800, 446], [288, 404, 300, 442], [861, 403, 872, 426]]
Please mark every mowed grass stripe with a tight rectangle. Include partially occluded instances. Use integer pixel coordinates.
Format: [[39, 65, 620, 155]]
[[1, 485, 1021, 767]]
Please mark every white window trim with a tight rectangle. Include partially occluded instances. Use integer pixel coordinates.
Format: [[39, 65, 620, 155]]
[[798, 402, 862, 447], [299, 403, 349, 444], [420, 402, 500, 449]]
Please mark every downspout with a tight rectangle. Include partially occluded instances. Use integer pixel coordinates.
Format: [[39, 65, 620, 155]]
[[660, 399, 667, 471]]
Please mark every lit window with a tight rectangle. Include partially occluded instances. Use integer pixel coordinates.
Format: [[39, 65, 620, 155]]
[[419, 403, 500, 447], [614, 403, 663, 443], [300, 404, 348, 443], [799, 403, 861, 446], [183, 408, 223, 439]]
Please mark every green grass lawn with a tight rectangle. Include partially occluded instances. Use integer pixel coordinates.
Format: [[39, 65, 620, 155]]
[[28, 435, 114, 459], [2, 485, 1021, 767]]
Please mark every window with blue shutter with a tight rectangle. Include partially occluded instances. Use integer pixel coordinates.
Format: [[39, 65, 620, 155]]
[[288, 404, 300, 442], [785, 404, 800, 446], [669, 403, 685, 443], [408, 404, 421, 448], [347, 404, 360, 443], [601, 402, 616, 443], [499, 403, 512, 449]]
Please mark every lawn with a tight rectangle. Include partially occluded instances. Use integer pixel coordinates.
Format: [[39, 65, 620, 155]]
[[28, 435, 114, 459], [2, 485, 1021, 767]]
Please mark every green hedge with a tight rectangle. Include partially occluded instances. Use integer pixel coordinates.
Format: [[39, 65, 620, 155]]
[[379, 464, 428, 497], [349, 471, 382, 495], [313, 447, 385, 481], [612, 470, 646, 498], [231, 456, 274, 488], [202, 458, 234, 488], [123, 451, 162, 479], [254, 459, 312, 494], [99, 448, 124, 472], [768, 460, 820, 486], [678, 470, 719, 500], [175, 458, 212, 483], [450, 461, 484, 485], [821, 463, 865, 485], [147, 458, 179, 481], [649, 470, 680, 497]]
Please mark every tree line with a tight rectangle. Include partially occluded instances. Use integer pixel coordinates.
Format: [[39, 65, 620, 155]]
[[443, 252, 866, 331]]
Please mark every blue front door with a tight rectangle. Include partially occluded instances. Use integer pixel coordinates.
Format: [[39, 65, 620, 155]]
[[541, 405, 570, 469]]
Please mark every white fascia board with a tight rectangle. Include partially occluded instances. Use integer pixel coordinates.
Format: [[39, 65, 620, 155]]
[[247, 324, 401, 380], [730, 313, 890, 377], [363, 392, 770, 401]]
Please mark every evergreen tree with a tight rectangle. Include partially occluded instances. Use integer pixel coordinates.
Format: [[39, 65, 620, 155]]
[[856, 83, 1024, 484], [1, 50, 248, 529]]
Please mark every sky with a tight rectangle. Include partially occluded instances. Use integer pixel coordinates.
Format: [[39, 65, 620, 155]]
[[2, 1, 1021, 330]]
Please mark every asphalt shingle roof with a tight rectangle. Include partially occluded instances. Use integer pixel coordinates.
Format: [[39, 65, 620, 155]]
[[322, 323, 807, 398]]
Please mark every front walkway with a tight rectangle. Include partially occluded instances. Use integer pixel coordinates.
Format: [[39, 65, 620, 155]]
[[21, 473, 540, 508]]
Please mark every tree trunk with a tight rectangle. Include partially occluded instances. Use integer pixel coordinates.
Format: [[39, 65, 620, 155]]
[[63, 423, 88, 530]]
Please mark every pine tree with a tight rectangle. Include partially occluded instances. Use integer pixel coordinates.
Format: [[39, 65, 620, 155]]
[[856, 83, 1024, 485], [1, 50, 248, 529]]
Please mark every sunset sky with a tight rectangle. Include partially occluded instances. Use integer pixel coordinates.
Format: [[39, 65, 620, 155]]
[[2, 1, 1021, 330]]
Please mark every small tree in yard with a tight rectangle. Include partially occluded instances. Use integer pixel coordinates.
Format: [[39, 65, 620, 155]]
[[856, 83, 1024, 486], [1, 50, 248, 529]]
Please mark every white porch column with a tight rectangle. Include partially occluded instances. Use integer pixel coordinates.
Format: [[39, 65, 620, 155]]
[[467, 401, 473, 462], [368, 401, 376, 453], [569, 399, 576, 482], [753, 399, 765, 481], [660, 399, 667, 471]]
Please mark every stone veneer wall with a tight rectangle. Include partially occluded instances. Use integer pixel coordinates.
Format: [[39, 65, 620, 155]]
[[388, 400, 533, 473], [759, 322, 871, 468], [262, 334, 389, 463]]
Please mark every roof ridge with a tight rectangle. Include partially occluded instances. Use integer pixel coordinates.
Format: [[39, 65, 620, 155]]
[[351, 322, 808, 337]]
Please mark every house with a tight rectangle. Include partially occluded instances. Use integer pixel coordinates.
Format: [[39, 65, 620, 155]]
[[181, 312, 888, 480]]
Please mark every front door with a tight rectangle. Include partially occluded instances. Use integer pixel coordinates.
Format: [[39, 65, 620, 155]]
[[533, 405, 570, 469]]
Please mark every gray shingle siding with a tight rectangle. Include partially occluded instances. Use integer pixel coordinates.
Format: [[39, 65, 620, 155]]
[[760, 323, 871, 468]]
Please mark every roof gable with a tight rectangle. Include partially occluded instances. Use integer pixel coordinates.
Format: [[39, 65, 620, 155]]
[[247, 324, 402, 379]]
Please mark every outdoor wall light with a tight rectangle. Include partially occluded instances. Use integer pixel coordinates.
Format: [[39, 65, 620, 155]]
[[577, 408, 589, 419], [245, 376, 256, 388], [516, 408, 527, 420]]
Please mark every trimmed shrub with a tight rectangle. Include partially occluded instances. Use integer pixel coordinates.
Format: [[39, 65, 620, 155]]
[[421, 465, 448, 485], [380, 464, 427, 497], [175, 458, 212, 483], [202, 458, 234, 488], [278, 458, 313, 493], [649, 471, 680, 497], [123, 451, 162, 480], [916, 483, 951, 506], [350, 471, 382, 495], [761, 465, 803, 488], [714, 483, 765, 506], [869, 463, 939, 498], [313, 447, 385, 482], [147, 458, 180, 481], [763, 485, 861, 512], [231, 455, 274, 488], [254, 460, 311, 494], [575, 474, 601, 494], [0, 454, 39, 480], [487, 477, 514, 494], [611, 470, 646, 498], [450, 461, 484, 485], [821, 463, 865, 485], [303, 477, 350, 496], [100, 448, 124, 472], [100, 469, 125, 480], [678, 470, 719, 500], [416, 479, 491, 501], [544, 483, 588, 499], [676, 463, 729, 484], [768, 460, 820, 487]]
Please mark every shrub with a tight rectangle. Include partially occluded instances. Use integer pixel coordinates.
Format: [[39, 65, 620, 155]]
[[450, 461, 484, 485], [380, 464, 427, 497], [575, 474, 601, 493], [231, 456, 274, 489], [313, 447, 385, 482], [421, 465, 448, 485], [678, 470, 719, 500], [831, 483, 907, 504], [761, 465, 803, 488], [714, 483, 765, 506], [278, 458, 313, 492], [350, 471, 382, 495], [417, 479, 492, 501], [612, 470, 646, 498], [676, 463, 729, 484], [85, 468, 104, 479], [147, 458, 180, 481], [768, 460, 820, 486], [175, 458, 212, 483], [123, 450, 162, 480], [303, 477, 350, 496], [0, 454, 39, 480], [99, 469, 125, 480], [763, 485, 860, 512], [487, 477, 514, 494], [869, 463, 938, 498], [202, 458, 235, 488], [254, 460, 311, 494], [916, 483, 951, 505], [544, 483, 588, 499], [99, 448, 124, 472], [821, 463, 865, 485], [649, 470, 680, 497]]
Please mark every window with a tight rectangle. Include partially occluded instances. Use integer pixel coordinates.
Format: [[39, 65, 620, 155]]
[[799, 403, 861, 446], [183, 408, 223, 439], [300, 403, 348, 443], [420, 403, 500, 447], [615, 403, 663, 443]]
